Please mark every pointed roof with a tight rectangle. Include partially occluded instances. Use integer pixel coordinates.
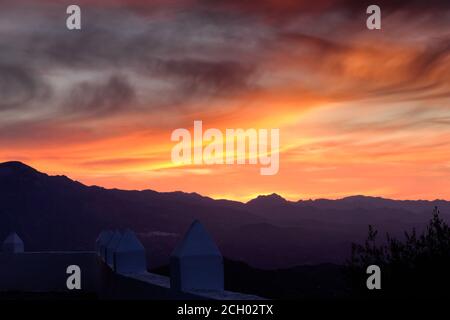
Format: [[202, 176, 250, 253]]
[[3, 232, 24, 246], [115, 229, 145, 253], [97, 230, 113, 246], [96, 230, 106, 241], [106, 230, 122, 251], [2, 232, 24, 253], [171, 220, 221, 258]]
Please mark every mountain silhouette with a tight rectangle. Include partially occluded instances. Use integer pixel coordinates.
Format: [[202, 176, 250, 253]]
[[1, 161, 449, 269], [247, 193, 288, 207], [0, 161, 40, 175]]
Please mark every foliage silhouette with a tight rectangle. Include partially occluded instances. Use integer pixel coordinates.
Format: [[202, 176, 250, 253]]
[[347, 207, 450, 299]]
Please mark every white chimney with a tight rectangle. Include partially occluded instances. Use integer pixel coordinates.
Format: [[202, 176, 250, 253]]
[[170, 220, 224, 292], [113, 229, 147, 274], [2, 232, 24, 254], [105, 230, 122, 267]]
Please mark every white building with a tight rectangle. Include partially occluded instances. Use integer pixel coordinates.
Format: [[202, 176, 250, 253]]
[[113, 229, 147, 274], [2, 232, 24, 253], [170, 220, 224, 292]]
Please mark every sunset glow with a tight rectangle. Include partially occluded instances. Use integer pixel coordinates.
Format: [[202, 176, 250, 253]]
[[1, 0, 449, 201]]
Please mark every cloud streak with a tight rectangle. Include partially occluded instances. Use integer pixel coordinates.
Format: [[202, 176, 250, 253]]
[[0, 0, 449, 200]]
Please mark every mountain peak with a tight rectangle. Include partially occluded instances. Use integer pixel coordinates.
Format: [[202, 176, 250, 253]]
[[1, 161, 32, 168], [341, 195, 385, 201], [247, 193, 288, 206], [0, 161, 42, 176]]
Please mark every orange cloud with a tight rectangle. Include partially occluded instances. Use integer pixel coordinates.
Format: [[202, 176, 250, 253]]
[[1, 0, 449, 200]]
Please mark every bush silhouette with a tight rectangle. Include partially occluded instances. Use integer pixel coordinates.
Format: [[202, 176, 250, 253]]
[[347, 207, 450, 299]]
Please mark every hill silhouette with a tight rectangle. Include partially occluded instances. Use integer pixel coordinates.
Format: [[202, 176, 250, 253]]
[[0, 161, 448, 269]]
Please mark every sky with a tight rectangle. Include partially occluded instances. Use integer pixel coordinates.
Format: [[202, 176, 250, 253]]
[[0, 0, 449, 201]]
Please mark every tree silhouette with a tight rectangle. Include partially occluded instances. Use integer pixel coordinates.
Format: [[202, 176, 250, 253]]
[[347, 207, 450, 299]]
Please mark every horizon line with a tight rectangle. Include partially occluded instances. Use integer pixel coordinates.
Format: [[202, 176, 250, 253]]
[[1, 160, 449, 203]]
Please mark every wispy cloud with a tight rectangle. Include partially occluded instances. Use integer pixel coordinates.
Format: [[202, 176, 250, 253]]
[[0, 0, 449, 200]]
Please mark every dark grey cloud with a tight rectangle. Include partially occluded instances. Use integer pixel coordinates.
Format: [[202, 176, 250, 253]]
[[65, 75, 136, 119], [154, 58, 255, 96], [0, 2, 262, 119], [200, 0, 450, 19], [0, 65, 50, 111]]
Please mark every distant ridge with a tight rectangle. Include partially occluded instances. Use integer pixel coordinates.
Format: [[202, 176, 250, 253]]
[[0, 161, 449, 269], [0, 161, 447, 204]]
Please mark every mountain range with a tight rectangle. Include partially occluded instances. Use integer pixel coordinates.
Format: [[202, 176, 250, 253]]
[[0, 161, 448, 269]]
